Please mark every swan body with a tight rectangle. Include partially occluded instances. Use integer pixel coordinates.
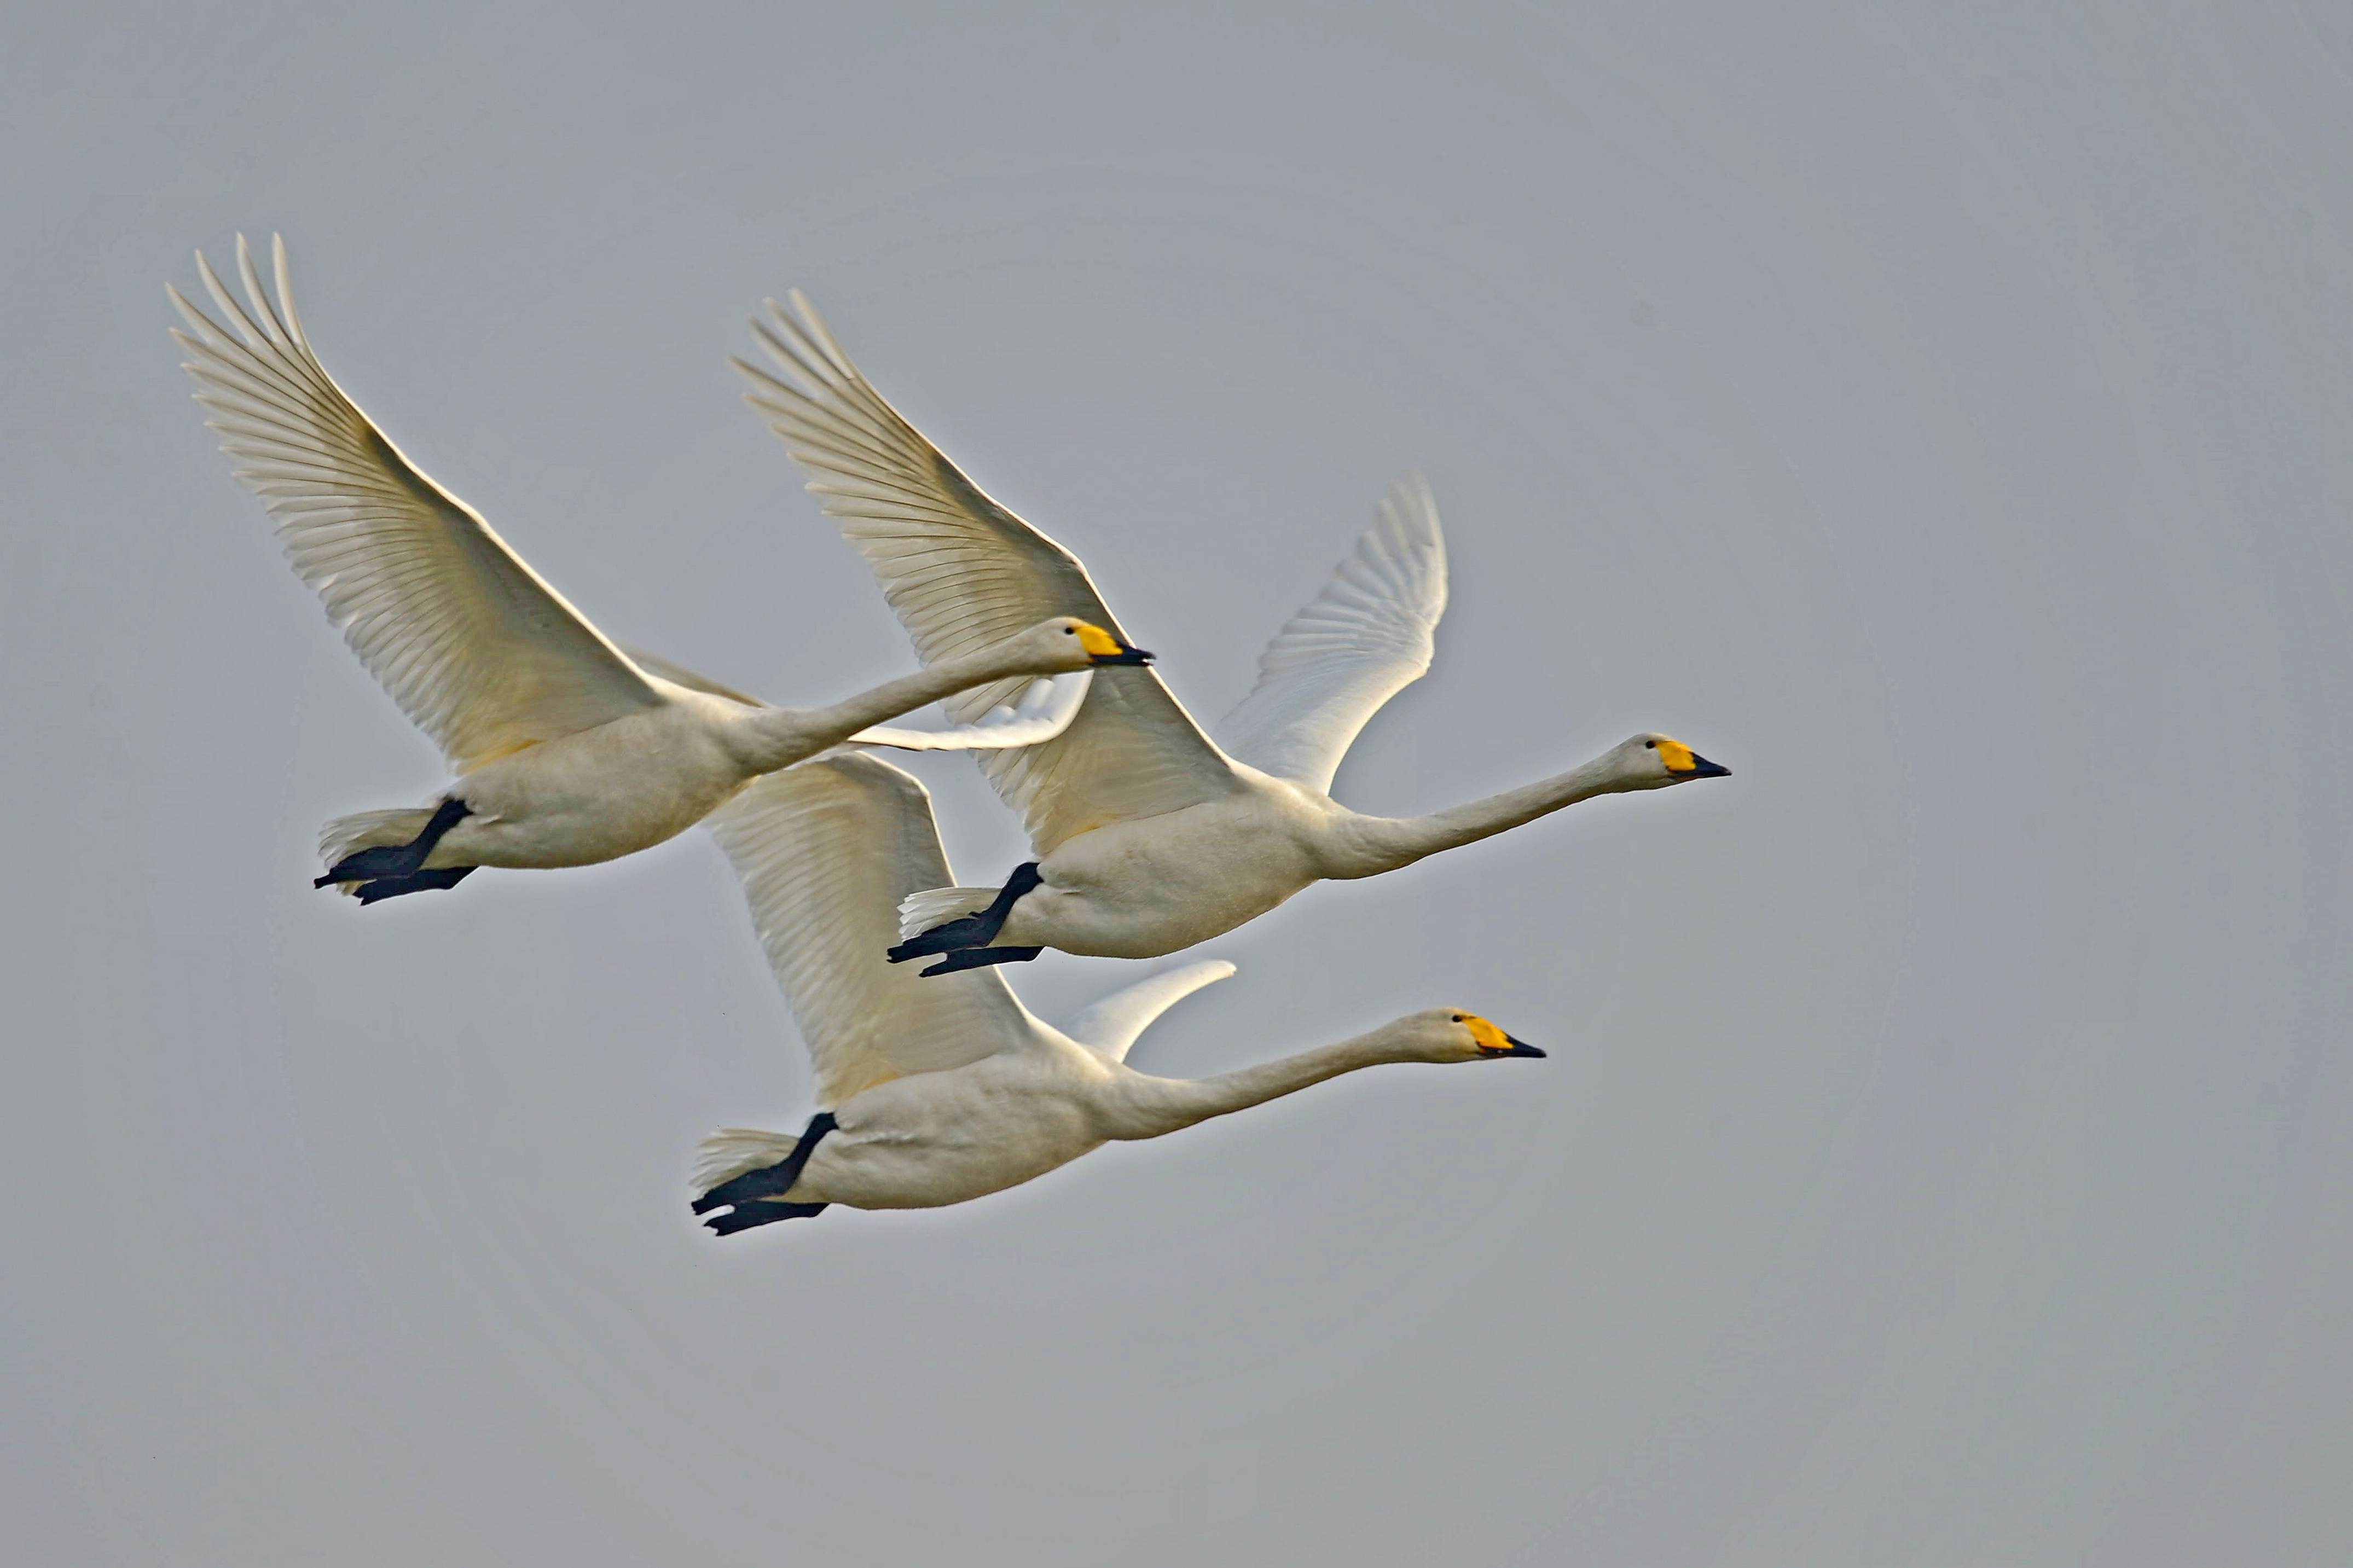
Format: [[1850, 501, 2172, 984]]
[[170, 238, 1145, 902], [308, 631, 1115, 885], [978, 738, 1716, 957], [734, 295, 1730, 967], [691, 753, 1541, 1230], [985, 774, 1331, 957]]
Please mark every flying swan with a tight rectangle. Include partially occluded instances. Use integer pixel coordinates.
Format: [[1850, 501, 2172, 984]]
[[689, 750, 1544, 1233], [732, 294, 1731, 973], [169, 238, 1148, 904]]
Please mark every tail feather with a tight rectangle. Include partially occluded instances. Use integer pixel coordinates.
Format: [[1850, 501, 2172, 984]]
[[693, 1128, 801, 1195], [896, 885, 1000, 942]]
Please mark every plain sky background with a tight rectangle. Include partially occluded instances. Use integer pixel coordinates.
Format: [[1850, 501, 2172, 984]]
[[5, 3, 2349, 1563]]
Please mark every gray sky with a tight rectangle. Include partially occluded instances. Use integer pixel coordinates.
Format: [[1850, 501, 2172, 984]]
[[6, 3, 2349, 1563]]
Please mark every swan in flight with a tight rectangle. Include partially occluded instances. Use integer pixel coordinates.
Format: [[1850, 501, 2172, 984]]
[[689, 751, 1544, 1233], [169, 238, 1149, 904], [733, 295, 1731, 973]]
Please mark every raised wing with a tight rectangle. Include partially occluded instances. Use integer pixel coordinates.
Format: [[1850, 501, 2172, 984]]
[[735, 293, 1237, 855], [703, 753, 1039, 1107], [171, 236, 661, 775], [1216, 474, 1447, 794], [1060, 960, 1237, 1064]]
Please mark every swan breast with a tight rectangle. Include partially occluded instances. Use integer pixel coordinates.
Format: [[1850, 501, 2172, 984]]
[[797, 1057, 1112, 1210]]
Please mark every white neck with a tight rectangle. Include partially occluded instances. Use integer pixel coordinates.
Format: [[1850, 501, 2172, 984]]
[[731, 644, 1061, 773], [1323, 753, 1633, 878], [1097, 1028, 1431, 1141]]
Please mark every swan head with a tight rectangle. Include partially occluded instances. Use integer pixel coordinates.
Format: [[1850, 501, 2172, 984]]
[[1607, 731, 1732, 791], [1388, 1008, 1546, 1064], [1017, 615, 1154, 671]]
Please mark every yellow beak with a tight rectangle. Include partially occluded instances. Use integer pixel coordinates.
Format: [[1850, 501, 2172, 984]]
[[1467, 1014, 1545, 1059], [1657, 739, 1731, 778], [1076, 621, 1153, 665]]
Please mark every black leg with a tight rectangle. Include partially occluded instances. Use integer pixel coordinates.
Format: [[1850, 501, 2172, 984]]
[[317, 797, 472, 888], [693, 1112, 839, 1231], [885, 862, 1044, 962], [351, 866, 477, 904], [918, 944, 1044, 978]]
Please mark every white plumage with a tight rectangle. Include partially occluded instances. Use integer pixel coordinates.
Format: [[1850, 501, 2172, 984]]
[[171, 238, 1142, 901], [691, 754, 1544, 1229], [710, 752, 1034, 1108], [175, 240, 660, 775], [737, 295, 1235, 857], [736, 295, 1732, 966], [1219, 472, 1449, 794]]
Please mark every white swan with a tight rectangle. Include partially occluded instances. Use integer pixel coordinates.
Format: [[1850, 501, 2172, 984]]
[[689, 751, 1543, 1233], [169, 238, 1149, 904], [732, 295, 1731, 972]]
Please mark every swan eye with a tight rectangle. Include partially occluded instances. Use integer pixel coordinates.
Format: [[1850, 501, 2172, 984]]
[[1644, 739, 1656, 748], [1451, 1013, 1465, 1023]]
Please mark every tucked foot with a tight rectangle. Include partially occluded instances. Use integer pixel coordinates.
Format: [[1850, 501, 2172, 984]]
[[316, 844, 425, 885], [919, 945, 1044, 978], [704, 1199, 830, 1235], [885, 862, 1044, 963], [692, 1112, 838, 1234], [352, 866, 477, 905], [317, 797, 471, 889], [691, 1161, 802, 1215]]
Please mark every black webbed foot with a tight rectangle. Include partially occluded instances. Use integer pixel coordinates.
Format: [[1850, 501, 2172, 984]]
[[694, 1113, 839, 1236], [885, 862, 1043, 962], [918, 945, 1044, 978], [703, 1200, 829, 1235], [351, 867, 477, 904], [318, 797, 472, 891], [691, 1161, 800, 1215], [316, 844, 427, 885]]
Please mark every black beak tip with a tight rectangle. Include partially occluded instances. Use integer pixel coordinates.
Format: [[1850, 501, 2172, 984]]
[[1686, 754, 1731, 779], [1481, 1035, 1544, 1059], [1092, 646, 1154, 666]]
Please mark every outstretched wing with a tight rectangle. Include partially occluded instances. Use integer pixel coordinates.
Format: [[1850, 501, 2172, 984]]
[[1059, 960, 1237, 1064], [1216, 474, 1447, 794], [171, 236, 661, 774], [735, 293, 1237, 855], [704, 753, 1039, 1107]]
